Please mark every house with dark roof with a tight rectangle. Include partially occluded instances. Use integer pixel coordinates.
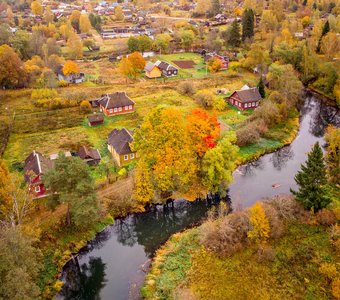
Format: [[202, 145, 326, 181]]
[[88, 114, 104, 126], [98, 92, 135, 116], [204, 52, 229, 70], [24, 151, 53, 198], [144, 62, 162, 79], [107, 128, 137, 166], [78, 146, 101, 166], [226, 86, 262, 110], [155, 60, 178, 77]]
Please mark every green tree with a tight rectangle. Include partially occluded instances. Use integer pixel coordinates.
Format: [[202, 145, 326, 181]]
[[154, 34, 172, 54], [325, 126, 340, 184], [138, 35, 152, 53], [317, 20, 330, 52], [209, 0, 220, 17], [179, 30, 195, 50], [257, 77, 265, 98], [228, 20, 241, 47], [291, 142, 332, 212], [0, 227, 42, 299], [89, 13, 102, 32], [128, 36, 139, 53], [0, 23, 11, 45], [43, 153, 100, 228], [202, 132, 238, 194], [242, 8, 254, 41]]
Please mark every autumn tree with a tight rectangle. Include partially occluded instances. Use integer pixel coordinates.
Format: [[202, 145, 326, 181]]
[[321, 32, 340, 60], [154, 33, 172, 53], [79, 13, 92, 33], [209, 0, 221, 17], [44, 6, 54, 23], [179, 30, 195, 50], [70, 10, 81, 32], [118, 57, 134, 81], [133, 160, 155, 205], [228, 20, 241, 47], [187, 109, 220, 158], [208, 57, 223, 73], [118, 52, 145, 80], [63, 60, 79, 76], [196, 0, 210, 15], [31, 0, 43, 16], [0, 227, 42, 299], [138, 35, 153, 53], [291, 142, 332, 212], [247, 202, 270, 244], [43, 153, 100, 228], [132, 107, 198, 203], [325, 126, 340, 184], [202, 132, 239, 194], [67, 33, 83, 58], [0, 45, 27, 88], [317, 20, 330, 52], [115, 6, 124, 21]]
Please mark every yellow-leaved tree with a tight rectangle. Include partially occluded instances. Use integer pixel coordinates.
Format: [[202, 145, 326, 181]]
[[63, 60, 79, 76], [31, 0, 43, 16], [247, 202, 270, 244]]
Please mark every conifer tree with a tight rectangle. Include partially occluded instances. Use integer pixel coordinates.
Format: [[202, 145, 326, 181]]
[[228, 20, 241, 47], [209, 0, 220, 17], [317, 20, 330, 52], [291, 142, 331, 212], [242, 9, 254, 41], [257, 77, 266, 98]]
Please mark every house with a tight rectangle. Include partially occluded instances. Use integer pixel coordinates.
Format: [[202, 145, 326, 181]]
[[226, 87, 262, 110], [107, 128, 137, 166], [98, 92, 135, 116], [204, 53, 229, 70], [78, 146, 101, 166], [57, 65, 85, 84], [49, 152, 72, 160], [24, 151, 53, 198], [88, 114, 104, 126], [154, 61, 178, 77], [144, 62, 162, 78]]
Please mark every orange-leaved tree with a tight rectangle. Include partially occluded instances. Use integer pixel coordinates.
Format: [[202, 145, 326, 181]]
[[187, 108, 220, 158], [63, 60, 79, 76]]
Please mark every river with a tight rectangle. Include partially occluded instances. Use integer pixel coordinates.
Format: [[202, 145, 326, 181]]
[[58, 93, 339, 300]]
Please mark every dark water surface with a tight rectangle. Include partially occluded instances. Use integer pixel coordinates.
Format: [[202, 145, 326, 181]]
[[59, 94, 339, 300]]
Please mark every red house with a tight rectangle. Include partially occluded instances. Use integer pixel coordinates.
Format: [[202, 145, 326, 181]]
[[24, 151, 53, 198], [227, 87, 262, 110], [98, 92, 135, 116], [205, 52, 229, 70]]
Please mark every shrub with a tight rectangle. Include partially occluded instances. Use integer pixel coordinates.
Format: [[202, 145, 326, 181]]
[[31, 88, 58, 100], [58, 80, 68, 87], [236, 119, 268, 146], [79, 100, 92, 113], [194, 90, 215, 109], [262, 202, 284, 239], [316, 209, 337, 226], [319, 263, 338, 280], [250, 100, 281, 126], [177, 81, 196, 96], [332, 277, 340, 299], [213, 97, 226, 111]]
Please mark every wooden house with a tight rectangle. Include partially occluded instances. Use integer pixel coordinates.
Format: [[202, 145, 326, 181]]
[[107, 128, 137, 166], [78, 146, 101, 166], [204, 52, 229, 70], [226, 87, 262, 110], [88, 114, 104, 126], [144, 62, 162, 78], [24, 151, 53, 198], [155, 61, 178, 77], [98, 92, 135, 116]]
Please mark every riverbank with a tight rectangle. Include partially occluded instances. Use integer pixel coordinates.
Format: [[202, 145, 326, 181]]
[[142, 198, 340, 299]]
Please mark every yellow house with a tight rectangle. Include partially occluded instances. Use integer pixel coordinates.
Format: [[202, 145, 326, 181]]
[[144, 62, 162, 79], [107, 128, 137, 166]]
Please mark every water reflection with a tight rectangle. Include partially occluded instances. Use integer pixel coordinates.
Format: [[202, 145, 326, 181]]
[[270, 146, 294, 171], [62, 257, 107, 300]]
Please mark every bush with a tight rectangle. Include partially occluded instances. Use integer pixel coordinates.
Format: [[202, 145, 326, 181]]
[[31, 88, 58, 100], [315, 209, 337, 226], [194, 90, 215, 109], [177, 81, 196, 96], [236, 119, 268, 146], [79, 100, 92, 113], [213, 97, 226, 111], [250, 100, 281, 127]]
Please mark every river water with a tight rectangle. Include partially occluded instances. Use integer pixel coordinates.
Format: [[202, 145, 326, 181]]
[[59, 93, 339, 300]]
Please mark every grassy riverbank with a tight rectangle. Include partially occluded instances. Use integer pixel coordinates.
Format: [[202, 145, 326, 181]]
[[142, 203, 340, 300]]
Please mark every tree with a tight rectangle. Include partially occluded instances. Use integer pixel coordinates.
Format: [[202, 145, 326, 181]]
[[0, 227, 42, 299], [209, 0, 220, 17], [115, 6, 124, 21], [247, 202, 270, 244], [257, 77, 265, 98], [187, 109, 220, 158], [317, 20, 330, 52], [44, 6, 54, 24], [208, 57, 223, 73], [324, 126, 340, 184], [228, 20, 241, 47], [133, 160, 155, 205], [138, 35, 152, 53], [291, 142, 332, 212], [243, 43, 271, 73], [31, 0, 42, 16], [321, 32, 340, 60], [79, 13, 92, 33], [43, 154, 100, 228], [128, 51, 146, 72], [0, 45, 27, 88], [89, 13, 102, 32], [179, 30, 195, 50], [67, 33, 83, 59], [196, 0, 210, 15], [70, 10, 81, 32], [128, 37, 139, 53], [63, 60, 79, 76], [0, 23, 11, 45], [202, 133, 239, 194], [118, 57, 134, 81], [242, 8, 254, 41], [154, 34, 172, 54], [118, 52, 145, 80], [334, 79, 340, 108]]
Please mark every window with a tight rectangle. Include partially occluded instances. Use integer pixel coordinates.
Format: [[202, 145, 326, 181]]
[[129, 105, 132, 110], [35, 185, 41, 193], [118, 107, 122, 112], [255, 102, 258, 107], [130, 153, 134, 159], [252, 102, 255, 107], [124, 155, 128, 160], [114, 108, 117, 112], [245, 103, 248, 108], [110, 109, 113, 113], [125, 106, 128, 110]]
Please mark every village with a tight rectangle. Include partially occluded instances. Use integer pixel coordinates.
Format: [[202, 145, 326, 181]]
[[0, 0, 339, 299]]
